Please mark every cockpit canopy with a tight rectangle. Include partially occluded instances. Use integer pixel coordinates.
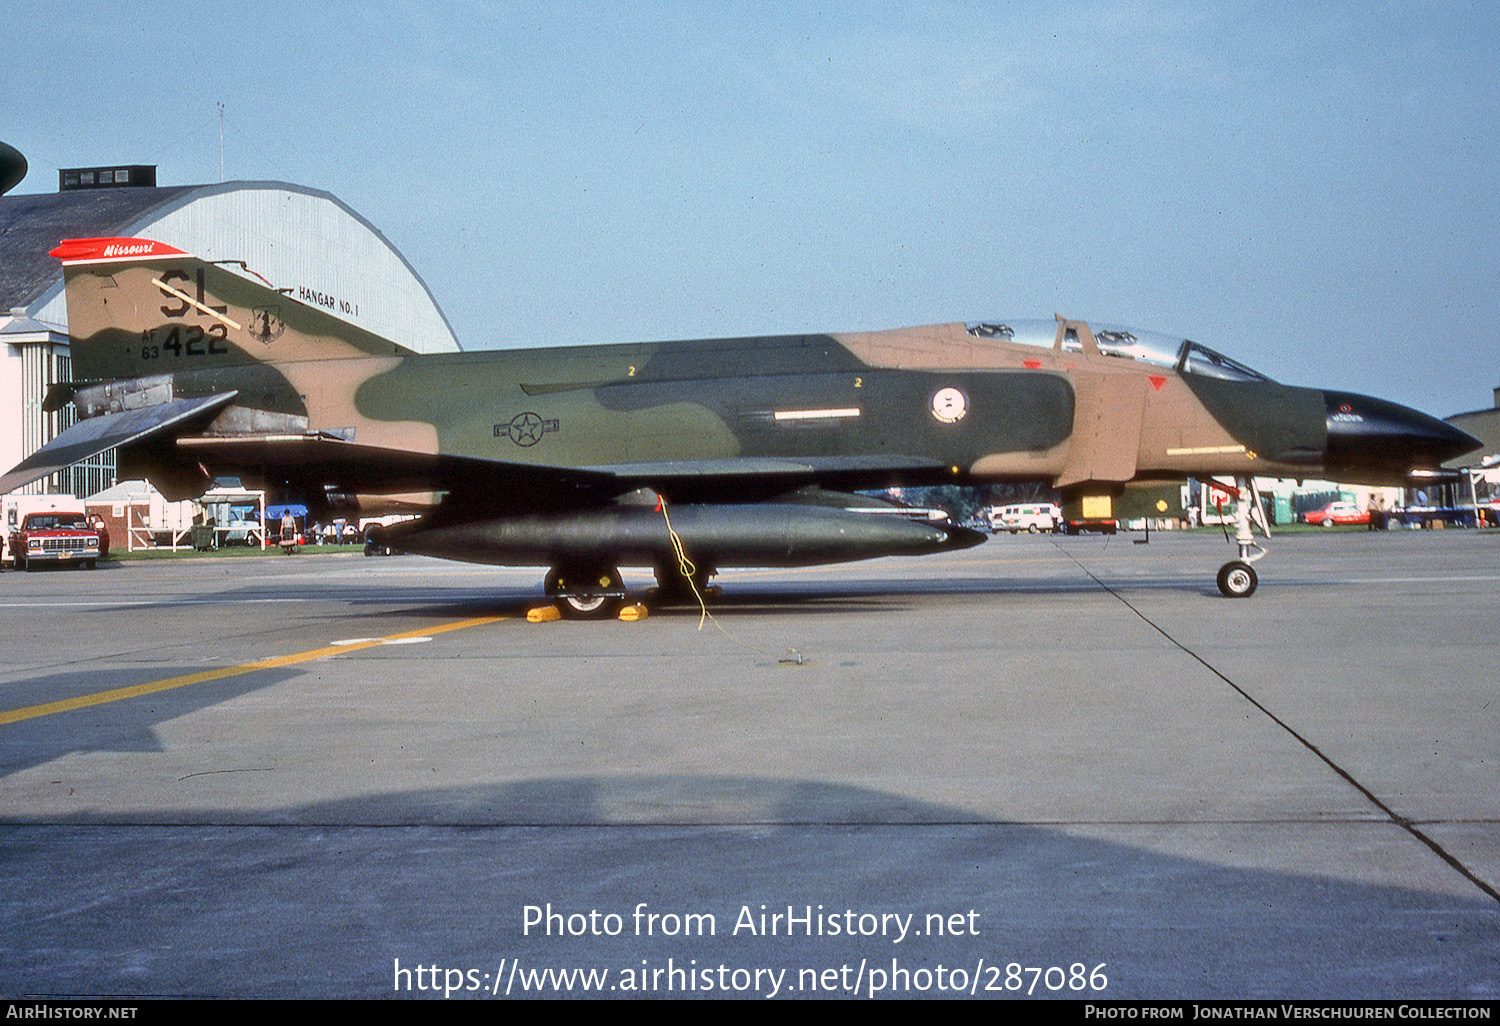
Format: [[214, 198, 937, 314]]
[[966, 320, 1271, 383]]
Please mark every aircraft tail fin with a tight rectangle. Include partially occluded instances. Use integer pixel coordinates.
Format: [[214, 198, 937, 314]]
[[50, 237, 417, 382]]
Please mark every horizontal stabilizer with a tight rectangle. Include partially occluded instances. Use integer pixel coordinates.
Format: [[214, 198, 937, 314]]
[[0, 392, 237, 495]]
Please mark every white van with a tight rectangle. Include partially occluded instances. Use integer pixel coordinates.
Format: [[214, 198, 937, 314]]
[[987, 503, 1061, 534]]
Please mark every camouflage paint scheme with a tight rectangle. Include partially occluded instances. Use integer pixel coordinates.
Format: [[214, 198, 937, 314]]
[[2, 237, 1478, 609]]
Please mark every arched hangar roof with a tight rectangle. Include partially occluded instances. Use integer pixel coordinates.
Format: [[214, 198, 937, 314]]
[[0, 181, 460, 353]]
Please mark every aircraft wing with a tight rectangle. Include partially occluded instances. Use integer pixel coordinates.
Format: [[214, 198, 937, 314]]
[[593, 455, 946, 477], [0, 392, 238, 495], [4, 398, 955, 512], [174, 435, 619, 507], [590, 454, 950, 502], [175, 435, 946, 507]]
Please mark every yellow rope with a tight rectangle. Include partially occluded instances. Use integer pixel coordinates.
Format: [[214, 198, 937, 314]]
[[657, 495, 710, 629], [655, 496, 803, 667]]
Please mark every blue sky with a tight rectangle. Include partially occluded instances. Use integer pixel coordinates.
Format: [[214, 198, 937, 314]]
[[6, 1, 1497, 414]]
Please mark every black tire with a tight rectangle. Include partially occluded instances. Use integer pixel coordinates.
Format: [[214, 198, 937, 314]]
[[560, 593, 622, 619], [1217, 560, 1258, 598], [546, 565, 625, 620], [652, 564, 717, 605]]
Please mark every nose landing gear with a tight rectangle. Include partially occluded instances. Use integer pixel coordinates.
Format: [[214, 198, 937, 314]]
[[1217, 559, 1258, 598], [1214, 476, 1269, 598]]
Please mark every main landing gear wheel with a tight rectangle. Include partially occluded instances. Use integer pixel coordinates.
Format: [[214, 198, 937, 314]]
[[545, 565, 625, 620], [651, 564, 718, 605], [1217, 560, 1258, 598]]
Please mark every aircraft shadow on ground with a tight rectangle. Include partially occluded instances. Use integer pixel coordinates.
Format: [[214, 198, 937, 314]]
[[2, 774, 1495, 999], [175, 572, 1235, 622], [0, 667, 299, 777]]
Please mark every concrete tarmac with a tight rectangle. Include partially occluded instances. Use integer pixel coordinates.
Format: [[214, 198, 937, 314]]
[[0, 529, 1496, 999]]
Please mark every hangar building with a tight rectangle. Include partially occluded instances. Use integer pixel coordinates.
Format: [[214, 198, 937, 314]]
[[1446, 389, 1500, 465], [1, 157, 460, 497]]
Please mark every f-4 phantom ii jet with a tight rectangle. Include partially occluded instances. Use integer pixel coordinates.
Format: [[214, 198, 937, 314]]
[[1, 236, 1479, 614]]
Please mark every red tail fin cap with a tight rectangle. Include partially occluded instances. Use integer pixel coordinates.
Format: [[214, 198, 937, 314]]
[[50, 237, 187, 263]]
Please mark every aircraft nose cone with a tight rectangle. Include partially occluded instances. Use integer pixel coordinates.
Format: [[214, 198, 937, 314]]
[[1324, 390, 1481, 481]]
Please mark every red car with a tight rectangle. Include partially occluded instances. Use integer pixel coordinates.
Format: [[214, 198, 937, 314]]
[[1300, 501, 1370, 527]]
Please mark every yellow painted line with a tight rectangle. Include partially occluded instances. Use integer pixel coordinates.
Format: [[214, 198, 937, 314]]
[[0, 615, 507, 726]]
